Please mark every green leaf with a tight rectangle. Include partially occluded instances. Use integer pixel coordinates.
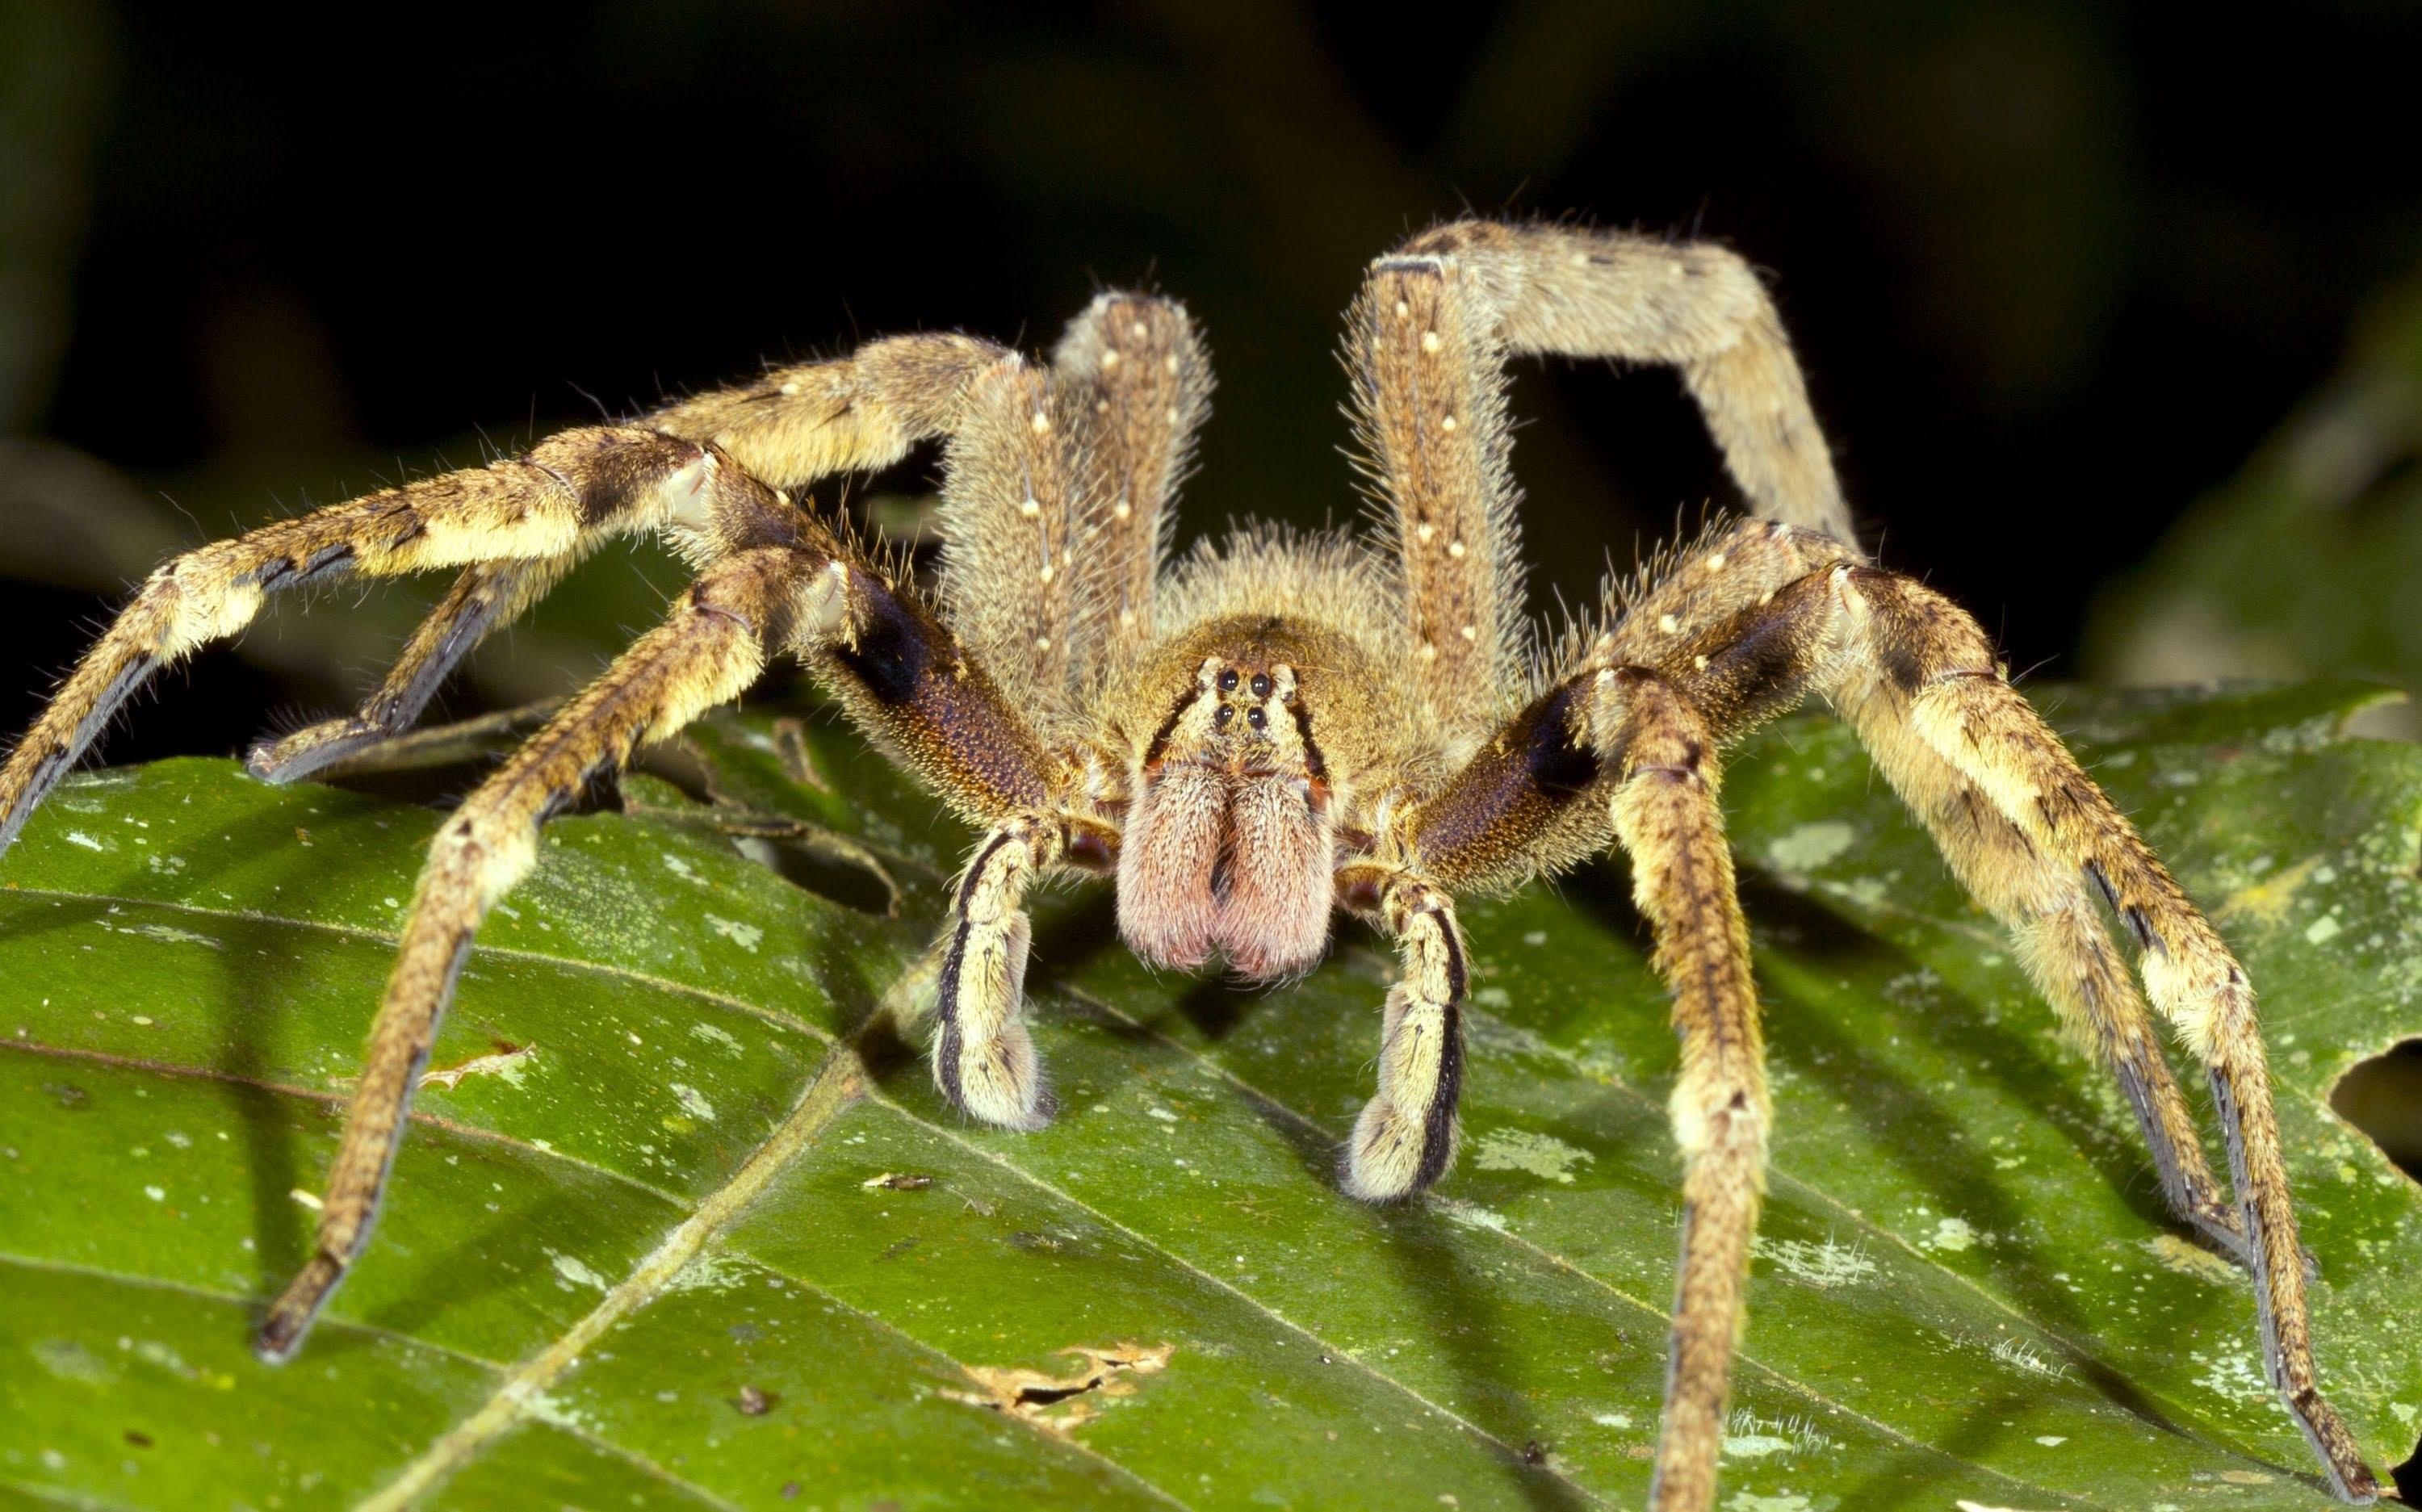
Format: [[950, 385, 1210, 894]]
[[3, 681, 2419, 1509]]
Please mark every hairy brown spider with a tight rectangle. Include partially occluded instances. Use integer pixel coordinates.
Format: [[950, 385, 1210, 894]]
[[0, 220, 2378, 1508]]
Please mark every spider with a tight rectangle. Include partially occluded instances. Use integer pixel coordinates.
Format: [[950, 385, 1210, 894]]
[[0, 219, 2378, 1508]]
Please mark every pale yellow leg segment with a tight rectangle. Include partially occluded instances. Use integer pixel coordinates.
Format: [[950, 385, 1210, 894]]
[[933, 813, 1069, 1132], [1339, 871, 1469, 1203], [1397, 220, 1853, 543], [1595, 670, 1767, 1512], [1825, 672, 2253, 1262], [0, 425, 726, 854], [1051, 293, 1212, 676], [650, 332, 1012, 492], [1822, 567, 2378, 1503], [255, 545, 832, 1361]]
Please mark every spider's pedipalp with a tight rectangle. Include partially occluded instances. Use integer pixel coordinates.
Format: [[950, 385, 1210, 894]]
[[0, 425, 727, 855], [1337, 869, 1469, 1203], [935, 811, 1063, 1131], [1593, 668, 1766, 1512]]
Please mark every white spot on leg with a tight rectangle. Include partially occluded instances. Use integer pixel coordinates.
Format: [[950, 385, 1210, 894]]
[[1447, 540, 1466, 559], [1018, 496, 1041, 517], [1420, 330, 1441, 354]]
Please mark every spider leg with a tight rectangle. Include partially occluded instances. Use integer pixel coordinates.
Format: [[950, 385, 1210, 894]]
[[1652, 561, 2376, 1502], [1593, 668, 1766, 1512], [246, 557, 571, 782], [1391, 220, 1850, 544], [260, 441, 1075, 1356], [257, 537, 840, 1359], [1816, 567, 2376, 1501], [1052, 294, 1212, 676], [255, 333, 1034, 784], [0, 425, 727, 854], [1348, 220, 1850, 748], [1850, 712, 2257, 1263], [1332, 869, 1469, 1202]]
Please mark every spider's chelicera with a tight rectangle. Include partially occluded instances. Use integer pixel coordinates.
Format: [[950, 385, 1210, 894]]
[[0, 220, 2379, 1508]]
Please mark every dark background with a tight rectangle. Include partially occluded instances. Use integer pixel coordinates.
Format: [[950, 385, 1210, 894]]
[[6, 1, 2422, 762]]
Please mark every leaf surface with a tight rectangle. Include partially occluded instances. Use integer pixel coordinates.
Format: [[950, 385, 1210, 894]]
[[3, 682, 2419, 1510]]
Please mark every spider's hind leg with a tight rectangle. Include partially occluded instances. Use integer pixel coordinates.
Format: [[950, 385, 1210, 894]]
[[258, 535, 841, 1359], [247, 557, 572, 784], [1765, 563, 2379, 1503]]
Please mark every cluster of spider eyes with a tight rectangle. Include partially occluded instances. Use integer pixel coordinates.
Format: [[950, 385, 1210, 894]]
[[1213, 667, 1289, 731]]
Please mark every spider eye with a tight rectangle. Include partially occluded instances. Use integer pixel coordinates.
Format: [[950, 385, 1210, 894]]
[[1217, 668, 1239, 692], [1247, 706, 1267, 731], [1250, 672, 1272, 698], [1215, 704, 1235, 727]]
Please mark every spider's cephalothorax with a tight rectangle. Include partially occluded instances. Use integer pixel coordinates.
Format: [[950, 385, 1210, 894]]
[[0, 220, 2380, 1508]]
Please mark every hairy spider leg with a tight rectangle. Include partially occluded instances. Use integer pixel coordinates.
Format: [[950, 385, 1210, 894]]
[[259, 461, 1067, 1359], [1594, 668, 1767, 1512], [249, 333, 1025, 784], [1347, 220, 1854, 753], [0, 424, 730, 853]]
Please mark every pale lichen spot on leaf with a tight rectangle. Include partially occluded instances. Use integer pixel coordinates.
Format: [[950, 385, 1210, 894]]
[[1764, 819, 1854, 872], [1472, 1129, 1594, 1183], [2141, 1233, 2240, 1287], [1752, 1234, 1877, 1288]]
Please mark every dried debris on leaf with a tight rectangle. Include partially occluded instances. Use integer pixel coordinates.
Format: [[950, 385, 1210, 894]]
[[944, 1342, 1175, 1435]]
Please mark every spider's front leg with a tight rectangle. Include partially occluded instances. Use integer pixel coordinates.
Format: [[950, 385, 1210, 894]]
[[0, 425, 722, 852]]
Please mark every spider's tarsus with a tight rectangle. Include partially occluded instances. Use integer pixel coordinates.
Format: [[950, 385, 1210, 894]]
[[254, 1251, 345, 1363]]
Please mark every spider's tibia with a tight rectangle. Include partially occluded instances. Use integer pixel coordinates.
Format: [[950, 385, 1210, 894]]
[[255, 1252, 347, 1363]]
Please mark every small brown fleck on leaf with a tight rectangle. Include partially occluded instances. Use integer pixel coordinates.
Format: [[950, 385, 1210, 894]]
[[124, 1429, 153, 1449], [732, 1384, 776, 1416], [861, 1171, 933, 1192], [1523, 1440, 1548, 1465]]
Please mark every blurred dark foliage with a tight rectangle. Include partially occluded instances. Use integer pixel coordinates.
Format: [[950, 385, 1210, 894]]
[[6, 0, 2422, 766]]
